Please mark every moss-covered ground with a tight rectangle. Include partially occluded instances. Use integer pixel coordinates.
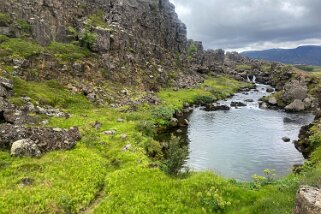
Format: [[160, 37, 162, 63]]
[[0, 73, 321, 214]]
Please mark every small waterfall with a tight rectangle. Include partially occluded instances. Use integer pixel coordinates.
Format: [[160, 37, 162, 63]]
[[247, 76, 251, 82], [247, 75, 256, 83], [252, 75, 256, 83]]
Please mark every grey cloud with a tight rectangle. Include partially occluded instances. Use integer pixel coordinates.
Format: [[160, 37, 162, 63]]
[[170, 0, 321, 51]]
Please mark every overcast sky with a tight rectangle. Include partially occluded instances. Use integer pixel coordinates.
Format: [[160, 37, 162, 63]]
[[169, 0, 321, 52]]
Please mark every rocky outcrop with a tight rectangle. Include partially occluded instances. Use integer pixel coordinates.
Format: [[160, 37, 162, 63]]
[[283, 80, 308, 103], [294, 186, 321, 214], [0, 0, 187, 58], [285, 99, 306, 112], [294, 124, 314, 159], [0, 123, 81, 156], [187, 40, 226, 74], [11, 139, 41, 157]]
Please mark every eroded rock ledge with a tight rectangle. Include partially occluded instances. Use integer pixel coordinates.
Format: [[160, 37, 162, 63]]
[[294, 185, 321, 214]]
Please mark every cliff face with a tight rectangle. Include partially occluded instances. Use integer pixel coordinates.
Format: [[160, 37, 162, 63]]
[[0, 0, 187, 63]]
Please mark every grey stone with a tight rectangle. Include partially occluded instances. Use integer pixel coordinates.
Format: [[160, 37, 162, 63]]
[[294, 186, 321, 214], [170, 118, 178, 127], [266, 88, 274, 93], [0, 124, 81, 155], [268, 97, 277, 105], [11, 139, 41, 157], [103, 130, 116, 135], [283, 80, 308, 102], [282, 137, 291, 142], [285, 99, 305, 112]]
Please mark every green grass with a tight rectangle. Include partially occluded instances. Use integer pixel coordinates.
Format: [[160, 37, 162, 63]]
[[0, 38, 43, 58], [0, 12, 12, 25], [1, 75, 321, 213], [16, 20, 31, 32], [87, 10, 111, 29], [235, 64, 252, 72], [11, 77, 92, 110], [158, 76, 251, 110], [48, 41, 91, 61]]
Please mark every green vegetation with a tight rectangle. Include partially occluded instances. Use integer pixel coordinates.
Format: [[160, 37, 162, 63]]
[[158, 76, 250, 110], [80, 29, 97, 49], [48, 41, 91, 61], [1, 74, 321, 213], [11, 78, 92, 109], [261, 64, 271, 72], [187, 41, 198, 58], [235, 64, 252, 71], [87, 10, 110, 29], [296, 65, 315, 72], [0, 38, 43, 58], [17, 20, 31, 32], [0, 34, 9, 43], [0, 12, 12, 25], [161, 135, 188, 176]]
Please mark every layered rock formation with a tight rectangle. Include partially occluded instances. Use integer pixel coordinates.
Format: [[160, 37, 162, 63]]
[[0, 0, 186, 60]]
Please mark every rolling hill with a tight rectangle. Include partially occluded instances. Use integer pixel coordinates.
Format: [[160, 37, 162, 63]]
[[241, 45, 321, 66]]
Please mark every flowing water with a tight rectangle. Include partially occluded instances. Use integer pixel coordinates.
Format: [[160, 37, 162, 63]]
[[185, 84, 314, 181]]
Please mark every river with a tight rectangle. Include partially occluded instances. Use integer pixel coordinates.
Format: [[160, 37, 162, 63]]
[[185, 84, 314, 181]]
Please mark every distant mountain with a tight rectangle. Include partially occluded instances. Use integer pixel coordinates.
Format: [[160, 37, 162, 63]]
[[241, 45, 321, 66]]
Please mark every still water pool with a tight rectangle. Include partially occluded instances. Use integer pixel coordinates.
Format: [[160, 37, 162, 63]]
[[186, 84, 314, 181]]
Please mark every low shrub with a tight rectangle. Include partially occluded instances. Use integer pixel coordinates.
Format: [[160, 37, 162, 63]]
[[151, 106, 174, 125], [161, 135, 188, 176]]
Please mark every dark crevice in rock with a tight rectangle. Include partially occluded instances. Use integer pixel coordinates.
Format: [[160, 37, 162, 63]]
[[0, 111, 5, 124]]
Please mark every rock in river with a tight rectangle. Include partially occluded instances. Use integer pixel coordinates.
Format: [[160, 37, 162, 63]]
[[282, 137, 291, 142], [231, 101, 247, 107]]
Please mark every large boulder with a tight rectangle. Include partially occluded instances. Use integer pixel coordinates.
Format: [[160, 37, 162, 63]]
[[11, 139, 41, 157], [285, 99, 305, 112], [0, 124, 81, 156], [294, 186, 321, 214], [282, 80, 307, 102], [0, 77, 13, 98]]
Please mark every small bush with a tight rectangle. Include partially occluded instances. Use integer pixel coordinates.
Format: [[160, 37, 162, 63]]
[[161, 135, 188, 176], [251, 169, 276, 189], [0, 35, 9, 43], [197, 187, 231, 212], [194, 95, 214, 104], [0, 13, 12, 26], [87, 10, 110, 29], [17, 20, 31, 32], [143, 139, 163, 159], [309, 133, 321, 149], [151, 106, 174, 125], [136, 120, 156, 137], [80, 29, 96, 49]]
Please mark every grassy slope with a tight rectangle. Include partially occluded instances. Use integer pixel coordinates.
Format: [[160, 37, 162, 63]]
[[1, 74, 321, 213]]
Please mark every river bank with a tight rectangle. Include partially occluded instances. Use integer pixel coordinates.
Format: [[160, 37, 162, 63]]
[[0, 75, 321, 213]]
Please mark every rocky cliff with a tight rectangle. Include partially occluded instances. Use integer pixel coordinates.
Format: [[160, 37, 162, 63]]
[[0, 0, 187, 65]]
